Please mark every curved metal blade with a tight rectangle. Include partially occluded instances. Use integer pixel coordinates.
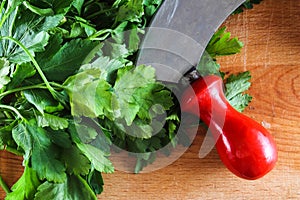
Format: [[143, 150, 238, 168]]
[[136, 0, 245, 83]]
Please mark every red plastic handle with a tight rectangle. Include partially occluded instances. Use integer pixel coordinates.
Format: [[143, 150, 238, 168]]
[[181, 75, 277, 180]]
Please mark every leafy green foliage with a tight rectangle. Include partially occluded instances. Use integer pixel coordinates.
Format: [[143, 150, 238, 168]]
[[79, 55, 124, 82], [68, 121, 114, 174], [23, 89, 64, 114], [76, 143, 114, 173], [225, 71, 253, 112], [0, 117, 18, 150], [64, 69, 116, 119], [197, 27, 252, 112], [36, 113, 69, 130], [0, 0, 255, 199], [6, 62, 36, 90], [61, 144, 91, 175], [86, 168, 104, 195], [34, 175, 98, 200], [12, 120, 67, 182], [5, 163, 41, 200], [197, 51, 221, 76], [134, 83, 174, 120], [25, 0, 74, 15], [0, 9, 54, 64], [38, 38, 99, 81], [205, 27, 244, 59], [197, 27, 243, 77], [233, 0, 263, 14], [113, 65, 156, 125], [114, 0, 144, 24], [0, 58, 11, 91]]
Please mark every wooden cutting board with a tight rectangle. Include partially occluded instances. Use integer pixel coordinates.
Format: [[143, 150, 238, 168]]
[[1, 0, 300, 199]]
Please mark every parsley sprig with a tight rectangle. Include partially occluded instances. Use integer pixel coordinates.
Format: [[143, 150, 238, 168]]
[[0, 0, 259, 198]]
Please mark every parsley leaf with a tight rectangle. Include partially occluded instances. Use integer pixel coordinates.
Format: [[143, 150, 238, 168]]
[[113, 65, 156, 125], [114, 0, 144, 25], [61, 144, 91, 176], [0, 0, 257, 198], [73, 123, 98, 144], [34, 175, 97, 200], [38, 38, 99, 82], [26, 0, 74, 15], [76, 143, 114, 173], [79, 55, 124, 82], [69, 123, 114, 174], [205, 27, 244, 59], [0, 58, 11, 91], [197, 51, 221, 76], [225, 71, 253, 112], [0, 9, 52, 64], [86, 168, 104, 195], [23, 89, 64, 115], [134, 83, 173, 120], [0, 120, 17, 149], [64, 69, 116, 119], [12, 119, 67, 182], [36, 113, 69, 130], [233, 0, 263, 14], [5, 162, 41, 200], [197, 27, 243, 77], [6, 62, 36, 90]]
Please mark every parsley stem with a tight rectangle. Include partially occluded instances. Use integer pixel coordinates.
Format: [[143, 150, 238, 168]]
[[0, 82, 65, 100], [0, 0, 8, 28], [4, 146, 23, 156], [0, 174, 11, 194], [0, 84, 47, 100], [0, 36, 57, 99], [87, 29, 112, 41], [0, 0, 20, 30], [50, 82, 67, 90], [85, 7, 117, 19], [0, 105, 24, 120], [0, 0, 6, 14]]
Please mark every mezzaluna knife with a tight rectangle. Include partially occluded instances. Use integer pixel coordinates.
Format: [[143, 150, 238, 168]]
[[136, 0, 278, 180], [136, 0, 246, 160]]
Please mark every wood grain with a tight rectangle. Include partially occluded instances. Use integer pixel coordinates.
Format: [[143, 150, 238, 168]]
[[1, 0, 300, 199]]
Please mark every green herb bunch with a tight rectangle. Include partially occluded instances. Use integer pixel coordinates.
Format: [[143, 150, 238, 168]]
[[0, 0, 259, 199]]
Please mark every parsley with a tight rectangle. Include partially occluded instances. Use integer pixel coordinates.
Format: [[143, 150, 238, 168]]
[[0, 0, 254, 198], [205, 27, 244, 58], [5, 161, 41, 200], [233, 0, 263, 14], [197, 27, 252, 112], [0, 58, 11, 91], [225, 72, 253, 112], [197, 27, 243, 77]]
